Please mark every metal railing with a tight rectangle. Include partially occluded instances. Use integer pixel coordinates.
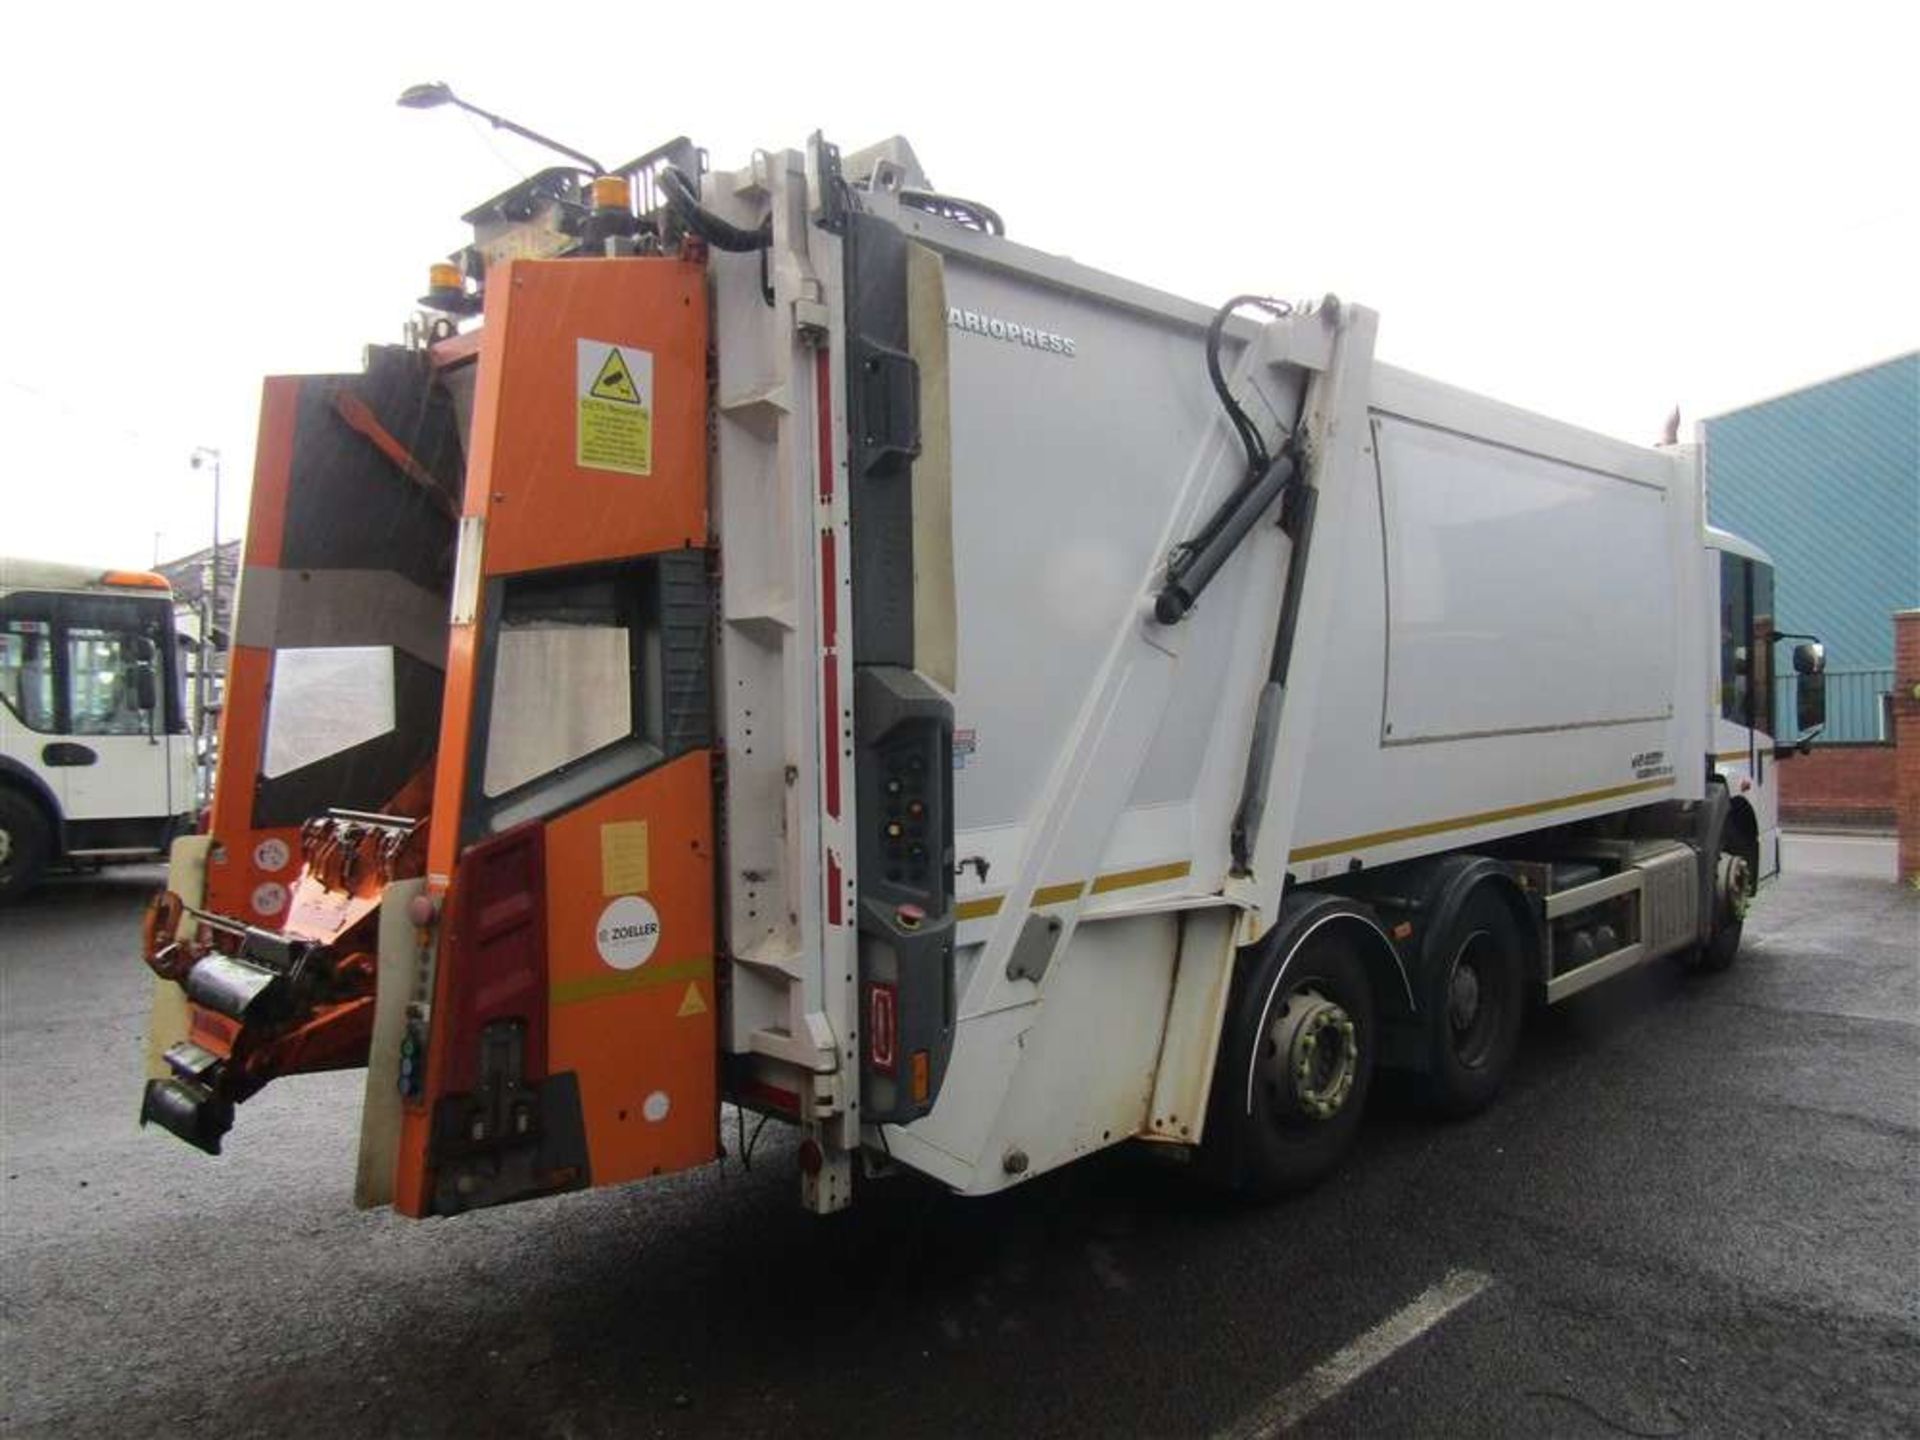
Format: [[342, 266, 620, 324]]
[[1775, 667, 1896, 744]]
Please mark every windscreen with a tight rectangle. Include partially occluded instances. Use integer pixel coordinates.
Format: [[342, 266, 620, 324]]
[[0, 590, 183, 737]]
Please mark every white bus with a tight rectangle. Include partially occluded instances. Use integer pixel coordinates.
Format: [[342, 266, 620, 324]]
[[0, 558, 198, 900]]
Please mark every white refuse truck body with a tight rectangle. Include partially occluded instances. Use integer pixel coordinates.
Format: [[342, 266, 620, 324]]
[[140, 132, 1821, 1216], [707, 136, 1815, 1207]]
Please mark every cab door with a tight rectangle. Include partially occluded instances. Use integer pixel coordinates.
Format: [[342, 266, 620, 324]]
[[57, 594, 179, 833], [0, 600, 67, 819]]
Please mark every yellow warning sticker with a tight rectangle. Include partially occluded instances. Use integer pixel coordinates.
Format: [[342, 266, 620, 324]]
[[676, 982, 708, 1019], [599, 820, 650, 897], [576, 338, 653, 475]]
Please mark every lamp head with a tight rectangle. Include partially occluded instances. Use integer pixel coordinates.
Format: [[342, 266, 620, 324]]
[[396, 82, 455, 110]]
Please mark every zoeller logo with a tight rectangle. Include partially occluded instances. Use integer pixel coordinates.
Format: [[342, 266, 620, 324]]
[[594, 895, 661, 970], [947, 306, 1076, 357]]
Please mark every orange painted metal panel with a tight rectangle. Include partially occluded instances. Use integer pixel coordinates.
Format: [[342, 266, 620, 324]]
[[246, 378, 297, 570], [467, 257, 707, 578], [203, 378, 303, 925], [202, 643, 301, 926], [424, 618, 480, 887], [396, 255, 716, 1216], [542, 751, 718, 1184]]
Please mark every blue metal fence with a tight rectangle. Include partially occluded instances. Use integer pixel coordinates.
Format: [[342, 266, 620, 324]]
[[1775, 667, 1895, 744]]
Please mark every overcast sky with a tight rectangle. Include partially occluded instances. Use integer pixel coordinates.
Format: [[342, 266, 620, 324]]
[[3, 0, 1913, 568]]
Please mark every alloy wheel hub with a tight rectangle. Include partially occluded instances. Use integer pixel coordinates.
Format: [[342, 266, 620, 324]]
[[1718, 853, 1752, 922], [1448, 963, 1481, 1030], [1268, 989, 1357, 1121]]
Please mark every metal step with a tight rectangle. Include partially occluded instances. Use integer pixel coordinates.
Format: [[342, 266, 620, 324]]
[[184, 953, 285, 1023], [163, 1040, 223, 1083], [140, 1078, 234, 1155]]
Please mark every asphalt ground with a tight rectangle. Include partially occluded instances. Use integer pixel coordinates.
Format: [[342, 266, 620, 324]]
[[2, 845, 1915, 1438]]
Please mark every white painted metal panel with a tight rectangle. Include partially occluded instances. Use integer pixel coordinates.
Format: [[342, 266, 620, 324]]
[[1376, 415, 1674, 744]]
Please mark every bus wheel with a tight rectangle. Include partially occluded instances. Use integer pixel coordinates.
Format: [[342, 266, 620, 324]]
[[1208, 923, 1376, 1199], [1417, 888, 1525, 1118], [0, 790, 51, 903]]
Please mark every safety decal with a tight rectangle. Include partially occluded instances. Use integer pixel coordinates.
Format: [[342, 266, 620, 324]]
[[594, 895, 661, 970], [953, 727, 977, 770], [599, 820, 650, 897], [250, 881, 288, 917], [676, 982, 708, 1019], [576, 338, 653, 476], [252, 838, 291, 873]]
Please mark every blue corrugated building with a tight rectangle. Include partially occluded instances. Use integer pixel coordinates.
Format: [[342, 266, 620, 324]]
[[1705, 352, 1918, 740]]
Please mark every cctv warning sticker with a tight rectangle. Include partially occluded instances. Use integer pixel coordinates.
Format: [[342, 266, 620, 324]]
[[576, 338, 653, 476]]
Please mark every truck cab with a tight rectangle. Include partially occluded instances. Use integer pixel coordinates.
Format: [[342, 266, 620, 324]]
[[0, 559, 197, 899], [1705, 526, 1826, 891]]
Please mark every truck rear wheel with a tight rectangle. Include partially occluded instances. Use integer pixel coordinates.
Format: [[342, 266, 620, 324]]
[[1205, 923, 1376, 1199], [1416, 888, 1524, 1117], [0, 789, 52, 903]]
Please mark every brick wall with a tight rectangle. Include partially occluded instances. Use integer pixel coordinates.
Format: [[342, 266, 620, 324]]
[[1896, 611, 1920, 883], [1779, 744, 1897, 828]]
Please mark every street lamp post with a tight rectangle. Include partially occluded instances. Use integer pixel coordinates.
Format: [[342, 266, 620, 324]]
[[189, 446, 221, 787], [395, 82, 607, 174]]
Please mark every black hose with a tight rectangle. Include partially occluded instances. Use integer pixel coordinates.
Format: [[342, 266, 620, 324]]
[[1171, 294, 1295, 568], [658, 167, 771, 252], [1206, 294, 1293, 479]]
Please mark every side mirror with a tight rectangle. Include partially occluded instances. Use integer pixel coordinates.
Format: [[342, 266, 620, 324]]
[[1796, 671, 1825, 737], [1791, 641, 1825, 676], [133, 663, 158, 713]]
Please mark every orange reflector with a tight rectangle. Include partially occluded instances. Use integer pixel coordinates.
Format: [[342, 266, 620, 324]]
[[428, 261, 463, 293], [102, 569, 170, 590], [1391, 921, 1413, 941], [910, 1051, 930, 1104], [590, 174, 632, 211]]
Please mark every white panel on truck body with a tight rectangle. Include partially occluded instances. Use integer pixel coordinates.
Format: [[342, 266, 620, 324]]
[[1376, 415, 1674, 744], [1286, 367, 1704, 875]]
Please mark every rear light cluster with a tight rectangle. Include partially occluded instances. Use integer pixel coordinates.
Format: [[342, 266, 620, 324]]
[[867, 982, 897, 1073], [865, 982, 930, 1103]]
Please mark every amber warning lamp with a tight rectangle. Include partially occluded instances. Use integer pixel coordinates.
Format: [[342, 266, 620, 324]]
[[419, 260, 480, 317]]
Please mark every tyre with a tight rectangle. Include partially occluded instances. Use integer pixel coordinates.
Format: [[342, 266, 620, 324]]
[[1203, 919, 1377, 1199], [1693, 827, 1755, 973], [0, 788, 52, 903], [1415, 887, 1525, 1117]]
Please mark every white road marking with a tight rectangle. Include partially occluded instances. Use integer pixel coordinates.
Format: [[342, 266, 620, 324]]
[[1213, 1268, 1493, 1439]]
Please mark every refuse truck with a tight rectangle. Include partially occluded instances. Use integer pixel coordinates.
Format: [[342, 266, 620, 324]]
[[138, 127, 1828, 1216]]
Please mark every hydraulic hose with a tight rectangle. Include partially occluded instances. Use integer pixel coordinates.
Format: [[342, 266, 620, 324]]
[[657, 167, 771, 252], [1154, 449, 1297, 625]]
